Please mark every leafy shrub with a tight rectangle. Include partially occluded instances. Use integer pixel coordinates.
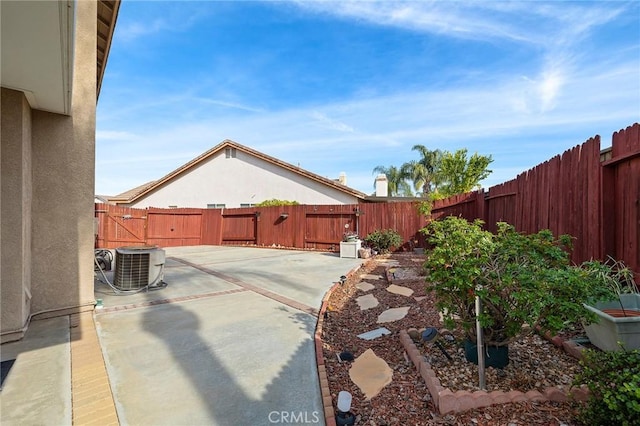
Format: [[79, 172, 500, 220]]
[[574, 348, 640, 426], [255, 199, 299, 207], [364, 229, 402, 253], [422, 217, 617, 346]]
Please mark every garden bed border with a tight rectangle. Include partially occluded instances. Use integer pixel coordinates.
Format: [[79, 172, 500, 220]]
[[399, 329, 590, 413]]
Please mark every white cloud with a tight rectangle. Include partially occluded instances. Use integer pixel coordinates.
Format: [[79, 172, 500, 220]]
[[114, 4, 213, 43], [538, 68, 564, 112], [290, 1, 628, 47], [117, 18, 168, 42], [309, 111, 355, 133]]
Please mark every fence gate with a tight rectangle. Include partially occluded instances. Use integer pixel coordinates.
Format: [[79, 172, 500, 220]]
[[304, 212, 355, 251], [146, 209, 203, 247], [96, 208, 147, 248], [221, 212, 258, 245]]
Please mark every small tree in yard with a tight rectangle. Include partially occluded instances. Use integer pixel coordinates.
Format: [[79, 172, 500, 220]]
[[422, 217, 616, 353], [431, 149, 493, 199]]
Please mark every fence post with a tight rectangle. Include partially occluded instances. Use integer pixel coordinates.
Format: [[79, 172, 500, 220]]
[[476, 189, 486, 224]]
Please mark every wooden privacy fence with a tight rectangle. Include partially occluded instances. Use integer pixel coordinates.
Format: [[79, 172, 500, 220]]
[[431, 123, 640, 278], [95, 122, 639, 277], [94, 205, 207, 248], [95, 201, 429, 252]]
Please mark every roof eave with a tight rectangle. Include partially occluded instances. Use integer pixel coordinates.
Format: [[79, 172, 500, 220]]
[[97, 0, 121, 99]]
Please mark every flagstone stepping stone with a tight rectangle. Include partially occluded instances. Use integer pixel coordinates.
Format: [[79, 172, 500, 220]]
[[386, 284, 414, 297], [376, 306, 410, 323], [349, 349, 393, 400], [356, 282, 375, 292], [356, 294, 379, 310], [357, 327, 391, 340], [414, 296, 427, 302], [360, 274, 382, 280]]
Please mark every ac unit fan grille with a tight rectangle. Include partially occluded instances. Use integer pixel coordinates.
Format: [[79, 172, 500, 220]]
[[114, 251, 150, 290]]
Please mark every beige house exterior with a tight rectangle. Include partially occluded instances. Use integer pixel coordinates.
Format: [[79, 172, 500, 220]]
[[109, 140, 368, 208], [1, 1, 120, 343]]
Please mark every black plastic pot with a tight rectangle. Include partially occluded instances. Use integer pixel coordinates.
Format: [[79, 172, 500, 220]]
[[335, 411, 356, 426], [463, 339, 509, 369]]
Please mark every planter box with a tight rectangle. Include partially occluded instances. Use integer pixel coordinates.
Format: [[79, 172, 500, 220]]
[[340, 240, 361, 258], [584, 294, 640, 351]]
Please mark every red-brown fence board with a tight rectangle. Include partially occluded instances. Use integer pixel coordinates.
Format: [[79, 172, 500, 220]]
[[485, 179, 518, 233], [431, 191, 482, 222], [200, 208, 222, 245], [146, 208, 203, 247], [605, 123, 640, 280]]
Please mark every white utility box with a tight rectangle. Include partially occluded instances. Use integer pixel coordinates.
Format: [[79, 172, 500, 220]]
[[340, 240, 361, 258]]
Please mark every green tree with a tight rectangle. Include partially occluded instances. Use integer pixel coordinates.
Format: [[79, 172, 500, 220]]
[[432, 149, 492, 199], [372, 165, 413, 196], [400, 145, 442, 197]]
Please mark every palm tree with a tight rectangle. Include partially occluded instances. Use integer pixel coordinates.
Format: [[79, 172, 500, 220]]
[[372, 165, 412, 197], [401, 145, 442, 197]]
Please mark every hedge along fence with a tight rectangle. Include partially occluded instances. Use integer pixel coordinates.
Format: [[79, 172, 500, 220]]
[[96, 122, 639, 278]]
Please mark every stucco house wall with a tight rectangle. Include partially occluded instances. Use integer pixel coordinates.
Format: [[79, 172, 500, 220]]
[[128, 149, 360, 209], [1, 0, 110, 343]]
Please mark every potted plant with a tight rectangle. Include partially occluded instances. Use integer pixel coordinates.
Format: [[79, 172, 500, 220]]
[[581, 258, 640, 351], [422, 217, 614, 368]]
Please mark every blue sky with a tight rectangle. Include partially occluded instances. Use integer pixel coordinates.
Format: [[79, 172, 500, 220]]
[[96, 1, 640, 197]]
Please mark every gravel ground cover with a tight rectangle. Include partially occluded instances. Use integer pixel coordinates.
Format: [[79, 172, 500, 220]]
[[322, 253, 584, 425]]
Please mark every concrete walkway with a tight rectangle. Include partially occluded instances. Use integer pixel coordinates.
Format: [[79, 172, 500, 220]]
[[1, 246, 362, 426]]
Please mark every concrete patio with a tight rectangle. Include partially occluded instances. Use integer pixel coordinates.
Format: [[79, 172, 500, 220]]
[[0, 246, 363, 426]]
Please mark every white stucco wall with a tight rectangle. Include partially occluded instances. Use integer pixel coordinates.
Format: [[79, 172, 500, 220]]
[[129, 150, 359, 208]]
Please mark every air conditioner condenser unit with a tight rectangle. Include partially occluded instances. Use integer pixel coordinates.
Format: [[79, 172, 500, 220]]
[[114, 246, 166, 291]]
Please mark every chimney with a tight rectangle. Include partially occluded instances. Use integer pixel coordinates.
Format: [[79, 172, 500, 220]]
[[375, 174, 388, 197], [338, 172, 347, 185]]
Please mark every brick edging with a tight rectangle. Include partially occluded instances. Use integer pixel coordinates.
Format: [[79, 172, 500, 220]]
[[315, 260, 369, 426], [399, 330, 590, 414]]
